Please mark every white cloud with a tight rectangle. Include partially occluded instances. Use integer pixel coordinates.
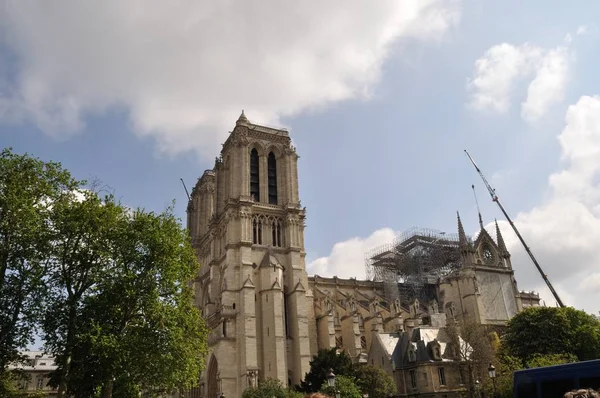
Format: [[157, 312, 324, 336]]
[[307, 228, 397, 279], [521, 47, 569, 123], [0, 0, 460, 157], [466, 43, 542, 113], [467, 38, 571, 123], [494, 96, 600, 314]]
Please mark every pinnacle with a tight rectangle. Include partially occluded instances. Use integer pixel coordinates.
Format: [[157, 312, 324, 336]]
[[495, 219, 509, 256], [236, 109, 249, 124], [457, 211, 472, 251]]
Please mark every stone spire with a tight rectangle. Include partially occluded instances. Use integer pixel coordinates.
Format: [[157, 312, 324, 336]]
[[236, 109, 249, 125], [457, 211, 471, 251], [495, 219, 510, 257]]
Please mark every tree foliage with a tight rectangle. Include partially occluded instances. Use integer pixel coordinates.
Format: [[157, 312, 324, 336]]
[[300, 348, 397, 397], [300, 348, 354, 393], [526, 353, 578, 369], [0, 148, 80, 372], [0, 149, 208, 397], [242, 378, 303, 398], [45, 201, 207, 397], [0, 370, 47, 398], [320, 375, 361, 398], [491, 353, 523, 398], [503, 307, 600, 363], [352, 365, 395, 398], [43, 190, 125, 398]]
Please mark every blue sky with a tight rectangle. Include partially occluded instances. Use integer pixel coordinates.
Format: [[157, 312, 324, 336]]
[[1, 0, 599, 315]]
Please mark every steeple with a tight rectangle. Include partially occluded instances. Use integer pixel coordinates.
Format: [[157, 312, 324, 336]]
[[495, 219, 509, 257], [471, 184, 484, 230], [236, 109, 249, 125], [457, 211, 472, 251]]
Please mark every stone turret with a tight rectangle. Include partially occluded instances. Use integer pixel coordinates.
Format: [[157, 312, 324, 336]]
[[495, 219, 509, 258], [457, 212, 473, 253]]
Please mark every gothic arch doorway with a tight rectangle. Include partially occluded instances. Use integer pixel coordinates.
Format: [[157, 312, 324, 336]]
[[206, 354, 219, 398]]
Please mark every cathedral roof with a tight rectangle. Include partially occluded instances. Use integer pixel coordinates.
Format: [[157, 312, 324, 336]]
[[376, 333, 400, 357]]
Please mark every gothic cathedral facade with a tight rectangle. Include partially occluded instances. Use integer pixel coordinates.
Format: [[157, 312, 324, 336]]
[[186, 113, 540, 398], [187, 112, 312, 397]]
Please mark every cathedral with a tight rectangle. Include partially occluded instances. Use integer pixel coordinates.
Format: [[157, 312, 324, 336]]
[[186, 113, 540, 397]]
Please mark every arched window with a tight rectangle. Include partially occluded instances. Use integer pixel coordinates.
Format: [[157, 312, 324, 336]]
[[252, 217, 262, 245], [250, 149, 260, 201], [271, 219, 283, 247], [267, 152, 277, 204], [360, 336, 367, 350]]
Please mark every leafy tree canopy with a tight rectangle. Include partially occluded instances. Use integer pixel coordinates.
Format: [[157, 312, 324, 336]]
[[300, 348, 354, 393], [352, 365, 395, 398], [0, 148, 80, 372], [503, 307, 600, 363], [320, 375, 361, 398], [526, 353, 578, 369], [242, 378, 303, 398], [45, 202, 207, 398]]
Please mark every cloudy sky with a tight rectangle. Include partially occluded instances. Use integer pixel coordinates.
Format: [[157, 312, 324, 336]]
[[1, 0, 599, 315]]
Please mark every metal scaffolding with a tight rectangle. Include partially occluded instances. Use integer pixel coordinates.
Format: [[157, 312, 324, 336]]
[[365, 227, 465, 303]]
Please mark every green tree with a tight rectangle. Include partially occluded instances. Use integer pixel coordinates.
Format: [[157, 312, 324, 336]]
[[0, 149, 80, 373], [503, 307, 600, 363], [48, 205, 208, 397], [352, 365, 395, 398], [42, 190, 124, 398], [242, 378, 302, 398], [0, 370, 47, 398], [320, 375, 361, 398], [300, 348, 354, 393], [526, 353, 578, 369]]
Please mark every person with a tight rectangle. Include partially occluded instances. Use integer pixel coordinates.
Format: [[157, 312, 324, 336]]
[[563, 389, 600, 398], [304, 394, 330, 398]]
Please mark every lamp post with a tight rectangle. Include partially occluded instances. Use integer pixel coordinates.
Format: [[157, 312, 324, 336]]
[[488, 364, 497, 398], [326, 369, 340, 398], [327, 368, 335, 388]]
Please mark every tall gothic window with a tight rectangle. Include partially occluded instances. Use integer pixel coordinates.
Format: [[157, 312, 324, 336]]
[[267, 152, 277, 204], [271, 220, 282, 247], [252, 218, 262, 245], [250, 149, 260, 201]]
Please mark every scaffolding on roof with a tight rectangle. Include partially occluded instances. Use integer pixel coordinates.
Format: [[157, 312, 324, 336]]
[[365, 227, 465, 303]]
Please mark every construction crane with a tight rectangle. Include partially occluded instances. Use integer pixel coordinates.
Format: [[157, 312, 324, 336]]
[[464, 150, 565, 308]]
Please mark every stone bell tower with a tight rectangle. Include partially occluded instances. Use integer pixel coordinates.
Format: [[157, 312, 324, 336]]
[[439, 213, 523, 326], [187, 112, 312, 397]]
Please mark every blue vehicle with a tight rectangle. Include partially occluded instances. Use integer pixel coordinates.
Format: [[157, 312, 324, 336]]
[[513, 359, 600, 398]]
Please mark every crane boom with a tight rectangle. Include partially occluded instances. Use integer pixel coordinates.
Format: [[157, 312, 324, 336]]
[[464, 150, 565, 308]]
